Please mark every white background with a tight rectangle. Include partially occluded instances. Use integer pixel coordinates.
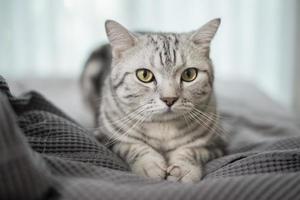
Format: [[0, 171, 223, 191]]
[[0, 0, 299, 113]]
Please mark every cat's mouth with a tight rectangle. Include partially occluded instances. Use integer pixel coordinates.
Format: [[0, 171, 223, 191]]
[[151, 108, 175, 116], [148, 107, 184, 121], [165, 107, 174, 113]]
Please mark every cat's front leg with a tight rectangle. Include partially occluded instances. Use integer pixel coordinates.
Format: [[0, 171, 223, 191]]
[[113, 142, 167, 180], [166, 148, 203, 183], [166, 147, 224, 182]]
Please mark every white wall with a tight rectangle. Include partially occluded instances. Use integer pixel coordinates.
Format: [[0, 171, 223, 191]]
[[293, 1, 300, 116], [0, 0, 299, 111]]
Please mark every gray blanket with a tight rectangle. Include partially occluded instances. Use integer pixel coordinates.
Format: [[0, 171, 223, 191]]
[[1, 75, 300, 200]]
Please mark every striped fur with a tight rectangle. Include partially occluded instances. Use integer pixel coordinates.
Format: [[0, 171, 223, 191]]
[[81, 18, 226, 182]]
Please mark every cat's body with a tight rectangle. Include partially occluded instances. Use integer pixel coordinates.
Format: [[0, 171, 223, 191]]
[[81, 19, 226, 182]]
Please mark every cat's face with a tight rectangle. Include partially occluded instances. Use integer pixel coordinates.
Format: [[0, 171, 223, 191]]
[[106, 19, 220, 121]]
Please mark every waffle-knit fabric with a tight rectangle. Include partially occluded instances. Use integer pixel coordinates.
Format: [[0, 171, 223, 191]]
[[1, 75, 300, 200]]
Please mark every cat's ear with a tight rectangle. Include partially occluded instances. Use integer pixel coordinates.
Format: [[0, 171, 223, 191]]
[[105, 20, 137, 58], [190, 18, 221, 46]]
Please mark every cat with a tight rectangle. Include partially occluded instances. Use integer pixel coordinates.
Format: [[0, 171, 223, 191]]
[[80, 18, 226, 183]]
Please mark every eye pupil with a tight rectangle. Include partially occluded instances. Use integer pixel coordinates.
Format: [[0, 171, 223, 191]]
[[186, 70, 191, 77], [143, 70, 147, 78]]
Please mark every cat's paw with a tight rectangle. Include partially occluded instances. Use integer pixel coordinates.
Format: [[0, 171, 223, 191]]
[[166, 162, 202, 183], [131, 155, 167, 180]]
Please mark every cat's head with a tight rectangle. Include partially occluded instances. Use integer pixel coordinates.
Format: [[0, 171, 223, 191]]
[[105, 19, 220, 121]]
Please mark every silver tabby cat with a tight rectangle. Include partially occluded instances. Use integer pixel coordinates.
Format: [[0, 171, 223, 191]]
[[81, 18, 226, 183]]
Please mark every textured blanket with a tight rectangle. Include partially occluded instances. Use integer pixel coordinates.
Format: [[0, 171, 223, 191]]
[[1, 75, 300, 200]]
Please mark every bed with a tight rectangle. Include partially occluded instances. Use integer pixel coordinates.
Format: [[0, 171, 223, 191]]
[[1, 76, 300, 200]]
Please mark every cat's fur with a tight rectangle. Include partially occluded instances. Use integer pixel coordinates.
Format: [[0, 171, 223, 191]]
[[80, 19, 226, 182]]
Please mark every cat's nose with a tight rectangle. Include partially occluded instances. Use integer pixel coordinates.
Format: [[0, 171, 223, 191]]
[[160, 97, 178, 107]]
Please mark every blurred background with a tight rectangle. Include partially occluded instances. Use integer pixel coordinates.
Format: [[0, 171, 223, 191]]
[[0, 0, 299, 117]]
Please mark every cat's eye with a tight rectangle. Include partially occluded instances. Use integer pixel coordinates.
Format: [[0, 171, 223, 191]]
[[181, 68, 198, 82], [136, 68, 155, 83]]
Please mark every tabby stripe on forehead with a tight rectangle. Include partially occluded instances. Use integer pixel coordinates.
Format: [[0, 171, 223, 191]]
[[163, 39, 169, 56], [149, 53, 155, 67], [173, 49, 177, 65], [163, 40, 172, 65], [147, 35, 158, 45], [174, 34, 179, 47], [159, 52, 164, 66]]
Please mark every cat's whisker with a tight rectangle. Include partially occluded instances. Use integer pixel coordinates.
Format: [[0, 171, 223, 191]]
[[188, 111, 211, 130], [201, 113, 229, 121], [188, 112, 218, 137], [194, 106, 230, 118], [97, 102, 153, 129], [103, 108, 146, 145], [196, 109, 228, 119], [105, 111, 148, 146], [105, 105, 152, 138], [188, 110, 226, 137], [191, 111, 227, 135], [173, 107, 194, 128], [183, 114, 191, 129], [192, 108, 230, 134], [102, 106, 150, 145], [200, 111, 222, 118], [99, 103, 156, 145], [93, 93, 155, 110], [192, 108, 220, 120], [98, 110, 142, 136]]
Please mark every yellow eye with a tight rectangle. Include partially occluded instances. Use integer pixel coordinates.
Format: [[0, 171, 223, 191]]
[[136, 68, 154, 83], [181, 68, 198, 82]]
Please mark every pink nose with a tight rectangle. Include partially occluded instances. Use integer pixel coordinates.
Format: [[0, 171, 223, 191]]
[[160, 97, 178, 107]]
